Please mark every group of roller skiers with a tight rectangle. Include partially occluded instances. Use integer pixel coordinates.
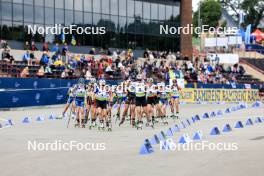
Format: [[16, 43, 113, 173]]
[[62, 75, 181, 131]]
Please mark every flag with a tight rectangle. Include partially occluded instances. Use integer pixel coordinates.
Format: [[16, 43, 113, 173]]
[[60, 32, 65, 43], [245, 24, 251, 44], [239, 12, 244, 24], [71, 35, 76, 46]]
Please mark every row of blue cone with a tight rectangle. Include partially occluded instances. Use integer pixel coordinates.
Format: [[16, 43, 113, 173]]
[[139, 102, 262, 155], [0, 115, 56, 128]]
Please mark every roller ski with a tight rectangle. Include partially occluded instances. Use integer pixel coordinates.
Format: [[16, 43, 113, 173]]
[[106, 120, 112, 132], [146, 120, 154, 129], [161, 116, 169, 125], [98, 120, 105, 131], [89, 120, 97, 130], [136, 121, 143, 130], [175, 112, 180, 119], [152, 116, 159, 124]]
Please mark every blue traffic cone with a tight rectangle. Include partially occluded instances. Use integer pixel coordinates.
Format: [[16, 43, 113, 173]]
[[186, 119, 191, 126], [139, 139, 154, 155], [179, 135, 189, 144], [193, 131, 202, 140], [181, 121, 186, 129], [255, 117, 262, 123], [210, 111, 216, 117], [235, 121, 244, 128], [150, 134, 160, 145], [195, 115, 200, 121], [222, 124, 232, 132], [48, 115, 54, 120], [172, 125, 180, 132], [166, 128, 173, 137], [225, 108, 231, 113], [246, 118, 253, 126], [203, 113, 209, 119], [36, 116, 44, 122], [217, 110, 223, 116], [210, 127, 221, 135], [22, 117, 30, 124]]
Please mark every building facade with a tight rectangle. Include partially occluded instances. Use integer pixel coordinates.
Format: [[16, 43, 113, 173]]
[[0, 0, 192, 55]]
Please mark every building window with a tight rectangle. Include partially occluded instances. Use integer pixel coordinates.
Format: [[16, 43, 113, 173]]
[[65, 10, 74, 25], [35, 6, 44, 24], [2, 2, 12, 20], [55, 9, 64, 24], [127, 0, 134, 17], [45, 7, 54, 25], [159, 4, 165, 21], [110, 0, 118, 15], [143, 2, 150, 19], [84, 12, 92, 25], [84, 0, 92, 12], [93, 0, 101, 13], [135, 1, 142, 18], [24, 5, 34, 23], [45, 0, 54, 8], [151, 3, 158, 20], [13, 4, 23, 22], [65, 0, 73, 10], [74, 11, 83, 24], [74, 0, 83, 11], [55, 0, 64, 9], [119, 0, 126, 16], [166, 5, 173, 20], [102, 0, 110, 14]]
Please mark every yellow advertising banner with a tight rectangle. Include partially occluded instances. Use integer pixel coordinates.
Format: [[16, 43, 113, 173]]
[[180, 88, 259, 103]]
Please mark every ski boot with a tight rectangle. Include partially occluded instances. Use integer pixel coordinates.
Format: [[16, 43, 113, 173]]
[[161, 116, 169, 125], [175, 112, 180, 119], [71, 113, 76, 120], [136, 120, 143, 130], [131, 119, 136, 128], [152, 116, 159, 124], [106, 120, 112, 132], [81, 119, 85, 128], [115, 113, 120, 124], [98, 120, 105, 131], [74, 119, 80, 128], [119, 117, 125, 126]]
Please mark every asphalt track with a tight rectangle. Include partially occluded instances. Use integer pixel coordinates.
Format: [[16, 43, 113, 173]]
[[0, 103, 263, 176]]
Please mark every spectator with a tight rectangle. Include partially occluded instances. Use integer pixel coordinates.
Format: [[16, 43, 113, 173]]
[[1, 48, 14, 63], [51, 43, 60, 53], [30, 41, 38, 51], [40, 51, 49, 66], [36, 66, 45, 78], [24, 41, 30, 50], [42, 42, 49, 52], [22, 50, 32, 65], [20, 67, 29, 78]]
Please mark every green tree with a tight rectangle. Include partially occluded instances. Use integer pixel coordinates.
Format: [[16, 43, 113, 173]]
[[193, 0, 222, 28], [220, 0, 264, 30]]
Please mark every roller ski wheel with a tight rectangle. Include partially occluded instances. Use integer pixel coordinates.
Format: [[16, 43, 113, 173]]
[[98, 126, 105, 131], [163, 121, 169, 125], [107, 127, 112, 132], [146, 122, 154, 129], [89, 125, 92, 130], [74, 123, 80, 128], [81, 124, 85, 128], [137, 126, 143, 130]]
